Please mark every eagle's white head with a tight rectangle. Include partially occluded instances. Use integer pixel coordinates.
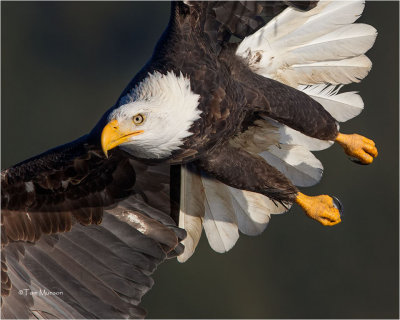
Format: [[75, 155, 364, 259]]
[[101, 71, 201, 159]]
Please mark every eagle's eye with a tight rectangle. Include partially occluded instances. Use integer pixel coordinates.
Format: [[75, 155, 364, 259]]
[[132, 114, 145, 125]]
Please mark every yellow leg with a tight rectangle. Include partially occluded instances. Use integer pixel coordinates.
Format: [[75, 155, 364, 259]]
[[296, 192, 342, 226], [335, 133, 378, 164]]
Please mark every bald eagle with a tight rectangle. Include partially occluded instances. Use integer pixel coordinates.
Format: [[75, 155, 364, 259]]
[[1, 1, 378, 318]]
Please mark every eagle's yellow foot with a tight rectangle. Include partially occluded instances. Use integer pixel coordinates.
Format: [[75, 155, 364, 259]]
[[335, 133, 378, 164], [296, 192, 342, 226]]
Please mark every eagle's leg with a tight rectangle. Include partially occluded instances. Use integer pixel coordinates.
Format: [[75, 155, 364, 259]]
[[241, 73, 378, 163], [242, 72, 339, 141], [196, 144, 341, 226], [335, 133, 378, 164]]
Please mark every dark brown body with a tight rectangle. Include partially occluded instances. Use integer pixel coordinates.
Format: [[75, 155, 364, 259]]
[[101, 2, 338, 203]]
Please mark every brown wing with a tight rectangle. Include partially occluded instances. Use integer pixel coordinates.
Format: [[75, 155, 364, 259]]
[[1, 136, 185, 318]]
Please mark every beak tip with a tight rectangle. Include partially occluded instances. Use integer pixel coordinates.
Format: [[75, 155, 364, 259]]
[[102, 147, 109, 159]]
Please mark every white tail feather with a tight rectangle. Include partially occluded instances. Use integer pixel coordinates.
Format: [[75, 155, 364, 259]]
[[260, 145, 323, 187], [229, 187, 289, 236], [178, 165, 205, 262], [179, 166, 290, 257], [202, 176, 239, 253]]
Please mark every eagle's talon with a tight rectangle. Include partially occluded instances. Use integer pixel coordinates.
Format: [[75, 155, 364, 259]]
[[295, 193, 342, 226], [335, 133, 378, 165], [332, 196, 344, 219], [350, 157, 369, 165]]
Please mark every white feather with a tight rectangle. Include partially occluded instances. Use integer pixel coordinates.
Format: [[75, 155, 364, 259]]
[[230, 119, 280, 154], [237, 1, 366, 59], [260, 145, 323, 187], [290, 24, 377, 64], [178, 165, 205, 263], [277, 55, 372, 86], [299, 84, 364, 122], [178, 168, 290, 257], [236, 0, 375, 87], [228, 187, 289, 236], [201, 176, 239, 253], [267, 1, 366, 50], [277, 125, 334, 151], [25, 182, 34, 193]]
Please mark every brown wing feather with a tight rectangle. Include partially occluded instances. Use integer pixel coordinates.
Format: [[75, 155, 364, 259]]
[[1, 136, 185, 318]]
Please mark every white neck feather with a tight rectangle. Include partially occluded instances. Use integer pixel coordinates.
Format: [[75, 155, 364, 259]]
[[112, 71, 201, 159]]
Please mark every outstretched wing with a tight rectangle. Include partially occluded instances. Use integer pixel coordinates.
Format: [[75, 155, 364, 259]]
[[177, 1, 318, 53], [1, 136, 185, 318]]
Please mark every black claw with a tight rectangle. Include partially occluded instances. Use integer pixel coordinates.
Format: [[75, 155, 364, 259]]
[[349, 157, 368, 165], [332, 196, 344, 218]]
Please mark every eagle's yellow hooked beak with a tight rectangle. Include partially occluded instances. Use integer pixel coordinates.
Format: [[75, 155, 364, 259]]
[[101, 119, 144, 158]]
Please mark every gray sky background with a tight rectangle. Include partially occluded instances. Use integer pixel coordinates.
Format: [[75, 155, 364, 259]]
[[1, 2, 398, 318]]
